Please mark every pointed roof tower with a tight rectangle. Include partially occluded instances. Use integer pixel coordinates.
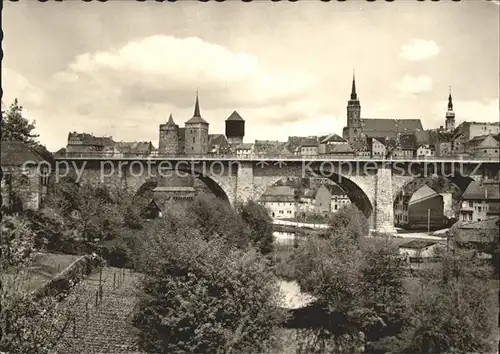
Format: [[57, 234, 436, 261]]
[[226, 110, 244, 121], [447, 87, 454, 111], [350, 70, 358, 100], [186, 91, 208, 125], [165, 113, 179, 128], [193, 91, 201, 117]]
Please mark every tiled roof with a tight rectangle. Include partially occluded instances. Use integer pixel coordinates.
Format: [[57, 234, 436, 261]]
[[254, 140, 286, 154], [185, 116, 209, 125], [1, 141, 45, 166], [236, 143, 253, 150], [302, 189, 316, 198], [458, 216, 499, 230], [226, 111, 244, 121], [115, 141, 153, 154], [360, 118, 423, 138], [320, 134, 345, 144], [408, 185, 439, 204], [399, 240, 438, 249], [208, 134, 229, 148], [165, 114, 179, 127], [262, 186, 295, 197], [475, 135, 499, 148], [325, 184, 346, 196], [300, 138, 319, 147], [68, 132, 115, 146], [461, 181, 500, 200], [415, 130, 433, 145], [323, 143, 354, 154], [398, 133, 418, 150]]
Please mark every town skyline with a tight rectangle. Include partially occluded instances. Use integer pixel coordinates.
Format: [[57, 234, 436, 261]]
[[3, 1, 499, 151]]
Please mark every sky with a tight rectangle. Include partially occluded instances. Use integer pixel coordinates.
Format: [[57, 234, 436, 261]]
[[2, 0, 499, 152]]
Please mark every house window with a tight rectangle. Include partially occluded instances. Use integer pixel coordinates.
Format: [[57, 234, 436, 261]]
[[477, 206, 482, 212], [468, 201, 473, 208]]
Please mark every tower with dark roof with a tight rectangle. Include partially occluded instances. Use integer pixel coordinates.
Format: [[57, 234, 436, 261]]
[[445, 87, 455, 132], [342, 72, 362, 141], [225, 110, 245, 147], [159, 114, 180, 154], [184, 93, 209, 155]]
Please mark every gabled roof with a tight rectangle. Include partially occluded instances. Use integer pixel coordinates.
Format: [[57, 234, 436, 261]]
[[115, 141, 153, 154], [302, 189, 316, 198], [236, 143, 253, 150], [320, 134, 345, 144], [1, 141, 45, 166], [325, 184, 347, 196], [323, 143, 354, 154], [67, 132, 115, 147], [208, 134, 229, 148], [461, 181, 500, 200], [408, 185, 439, 205], [254, 140, 286, 154], [458, 216, 499, 230], [474, 135, 499, 148], [262, 186, 295, 197], [399, 240, 438, 250], [360, 118, 423, 138], [300, 138, 319, 148], [226, 111, 244, 121]]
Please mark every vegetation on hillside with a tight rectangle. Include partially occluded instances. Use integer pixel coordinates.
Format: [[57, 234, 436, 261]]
[[131, 196, 286, 353], [290, 204, 498, 353]]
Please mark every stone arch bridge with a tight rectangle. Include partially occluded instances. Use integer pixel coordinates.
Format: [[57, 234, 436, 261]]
[[53, 157, 499, 233]]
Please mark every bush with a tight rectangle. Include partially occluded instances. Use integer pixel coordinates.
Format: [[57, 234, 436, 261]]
[[132, 213, 286, 353], [237, 200, 274, 254], [325, 204, 369, 244]]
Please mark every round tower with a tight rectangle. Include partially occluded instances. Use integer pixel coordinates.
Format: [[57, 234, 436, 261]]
[[185, 93, 209, 155], [159, 114, 180, 155], [225, 110, 245, 146]]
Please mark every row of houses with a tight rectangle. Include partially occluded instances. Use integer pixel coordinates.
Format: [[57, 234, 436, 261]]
[[62, 120, 499, 159], [394, 179, 500, 231], [258, 184, 351, 219]]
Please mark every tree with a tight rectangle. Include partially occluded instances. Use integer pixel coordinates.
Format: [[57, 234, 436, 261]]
[[132, 210, 286, 353], [1, 98, 39, 145], [186, 193, 250, 248], [403, 249, 497, 354], [237, 200, 274, 254], [323, 204, 369, 245], [360, 237, 410, 343]]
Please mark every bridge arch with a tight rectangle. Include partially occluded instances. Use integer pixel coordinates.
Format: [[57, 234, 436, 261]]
[[130, 167, 232, 205]]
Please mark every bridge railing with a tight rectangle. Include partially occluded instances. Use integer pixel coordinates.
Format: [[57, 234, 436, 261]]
[[56, 152, 500, 162]]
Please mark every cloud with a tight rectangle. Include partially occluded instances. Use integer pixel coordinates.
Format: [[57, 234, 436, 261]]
[[395, 75, 433, 96], [56, 35, 317, 110], [399, 39, 440, 61], [2, 68, 45, 106], [4, 36, 325, 151], [431, 98, 499, 127]]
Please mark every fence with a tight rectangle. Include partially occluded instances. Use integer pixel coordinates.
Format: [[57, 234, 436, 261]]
[[54, 266, 138, 351]]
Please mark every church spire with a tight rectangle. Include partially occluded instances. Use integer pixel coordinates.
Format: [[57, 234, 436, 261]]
[[447, 86, 453, 111], [350, 70, 358, 100], [193, 91, 201, 117]]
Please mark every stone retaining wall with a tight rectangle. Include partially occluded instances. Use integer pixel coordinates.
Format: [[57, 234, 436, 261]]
[[32, 253, 104, 300]]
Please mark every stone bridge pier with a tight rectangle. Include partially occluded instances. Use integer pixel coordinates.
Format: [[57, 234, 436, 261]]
[[55, 158, 495, 233]]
